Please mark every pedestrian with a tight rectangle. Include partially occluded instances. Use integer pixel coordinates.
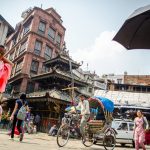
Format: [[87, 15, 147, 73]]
[[70, 95, 90, 142], [34, 114, 41, 132], [30, 113, 34, 122], [24, 108, 31, 133], [47, 121, 51, 134], [134, 110, 149, 150], [0, 102, 3, 122], [48, 124, 57, 136], [0, 45, 13, 101], [1, 111, 9, 129], [10, 93, 29, 141]]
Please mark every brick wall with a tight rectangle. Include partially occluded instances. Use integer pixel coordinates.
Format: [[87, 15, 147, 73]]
[[124, 75, 150, 85]]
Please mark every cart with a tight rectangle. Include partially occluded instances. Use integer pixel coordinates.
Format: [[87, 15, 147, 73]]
[[57, 96, 117, 150]]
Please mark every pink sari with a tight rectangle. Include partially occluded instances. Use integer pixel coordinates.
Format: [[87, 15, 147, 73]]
[[0, 60, 12, 93], [134, 117, 146, 150]]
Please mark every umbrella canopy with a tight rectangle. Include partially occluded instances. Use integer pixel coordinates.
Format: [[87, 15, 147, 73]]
[[89, 96, 114, 113], [113, 5, 150, 50]]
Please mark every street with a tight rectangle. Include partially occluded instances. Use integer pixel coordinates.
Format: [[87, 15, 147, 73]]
[[0, 131, 150, 150]]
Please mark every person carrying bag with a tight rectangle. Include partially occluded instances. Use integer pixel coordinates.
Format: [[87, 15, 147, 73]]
[[10, 93, 29, 141]]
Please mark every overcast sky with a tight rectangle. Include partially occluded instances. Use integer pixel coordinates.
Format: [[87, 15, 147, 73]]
[[1, 0, 150, 75]]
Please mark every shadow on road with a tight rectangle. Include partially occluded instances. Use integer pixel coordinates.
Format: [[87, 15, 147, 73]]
[[96, 143, 134, 149], [67, 148, 104, 150], [10, 140, 40, 145], [82, 148, 103, 150], [34, 137, 51, 141], [20, 141, 40, 145]]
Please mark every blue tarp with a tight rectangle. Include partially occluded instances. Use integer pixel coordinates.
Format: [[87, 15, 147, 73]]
[[94, 96, 114, 113]]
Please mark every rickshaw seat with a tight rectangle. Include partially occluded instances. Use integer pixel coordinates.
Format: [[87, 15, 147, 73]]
[[87, 120, 105, 134]]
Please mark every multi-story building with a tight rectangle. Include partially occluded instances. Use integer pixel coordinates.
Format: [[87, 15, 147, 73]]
[[97, 73, 150, 106], [5, 7, 65, 95], [102, 73, 150, 93], [124, 75, 150, 85], [111, 75, 150, 93], [0, 15, 14, 45]]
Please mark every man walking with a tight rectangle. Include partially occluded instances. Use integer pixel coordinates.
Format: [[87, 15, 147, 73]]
[[34, 114, 41, 132]]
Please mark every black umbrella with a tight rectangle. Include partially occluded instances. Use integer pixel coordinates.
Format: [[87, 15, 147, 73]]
[[113, 5, 150, 50]]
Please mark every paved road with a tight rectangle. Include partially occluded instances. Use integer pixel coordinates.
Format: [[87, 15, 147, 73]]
[[0, 131, 150, 150]]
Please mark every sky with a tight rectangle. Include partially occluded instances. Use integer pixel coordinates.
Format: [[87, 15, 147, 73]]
[[1, 0, 150, 75]]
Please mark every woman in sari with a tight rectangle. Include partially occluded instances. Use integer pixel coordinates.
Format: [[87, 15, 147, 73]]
[[134, 110, 149, 150]]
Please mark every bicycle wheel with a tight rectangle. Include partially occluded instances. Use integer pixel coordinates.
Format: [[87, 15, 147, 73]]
[[103, 129, 116, 150], [56, 125, 70, 147], [82, 131, 94, 147]]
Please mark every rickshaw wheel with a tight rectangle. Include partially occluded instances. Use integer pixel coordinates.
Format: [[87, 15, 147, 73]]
[[103, 128, 116, 150], [56, 125, 70, 147], [82, 132, 94, 147]]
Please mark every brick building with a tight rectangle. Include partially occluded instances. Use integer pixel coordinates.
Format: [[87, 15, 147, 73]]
[[5, 7, 65, 95], [102, 73, 150, 93], [124, 75, 150, 85], [96, 74, 150, 106]]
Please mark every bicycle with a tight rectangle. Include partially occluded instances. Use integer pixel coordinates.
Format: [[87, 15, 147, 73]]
[[56, 112, 80, 147]]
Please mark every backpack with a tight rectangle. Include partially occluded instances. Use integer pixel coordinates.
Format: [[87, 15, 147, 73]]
[[17, 105, 26, 120]]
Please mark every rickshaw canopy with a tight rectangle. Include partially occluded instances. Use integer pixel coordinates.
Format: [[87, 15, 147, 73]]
[[89, 96, 114, 113]]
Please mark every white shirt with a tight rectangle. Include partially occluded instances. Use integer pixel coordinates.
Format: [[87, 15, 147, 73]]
[[76, 100, 90, 115]]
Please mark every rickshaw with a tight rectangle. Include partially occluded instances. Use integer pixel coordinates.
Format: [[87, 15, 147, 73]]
[[57, 96, 117, 150]]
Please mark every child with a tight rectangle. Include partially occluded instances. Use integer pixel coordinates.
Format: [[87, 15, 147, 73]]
[[0, 45, 13, 100]]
